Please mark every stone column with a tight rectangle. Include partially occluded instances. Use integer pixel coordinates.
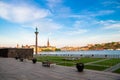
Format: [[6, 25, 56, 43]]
[[35, 27, 39, 55]]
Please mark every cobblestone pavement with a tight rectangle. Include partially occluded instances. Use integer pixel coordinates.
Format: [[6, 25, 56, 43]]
[[0, 58, 120, 80]]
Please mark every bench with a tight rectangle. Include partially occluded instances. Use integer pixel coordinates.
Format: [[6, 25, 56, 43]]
[[42, 61, 56, 67]]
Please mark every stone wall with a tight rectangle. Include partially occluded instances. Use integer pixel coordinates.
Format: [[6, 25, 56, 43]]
[[0, 48, 33, 59]]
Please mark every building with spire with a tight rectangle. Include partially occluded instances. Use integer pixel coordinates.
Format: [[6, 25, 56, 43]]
[[39, 38, 56, 51], [47, 38, 50, 47], [21, 28, 60, 53], [29, 38, 58, 52]]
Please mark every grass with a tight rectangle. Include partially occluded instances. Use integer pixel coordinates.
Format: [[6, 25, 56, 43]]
[[36, 56, 120, 73], [85, 65, 108, 71], [36, 56, 75, 66], [74, 58, 103, 63], [94, 58, 120, 67], [36, 56, 104, 66], [113, 68, 120, 74], [37, 56, 64, 62]]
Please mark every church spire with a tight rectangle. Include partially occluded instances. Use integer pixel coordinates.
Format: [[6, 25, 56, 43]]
[[47, 38, 50, 47]]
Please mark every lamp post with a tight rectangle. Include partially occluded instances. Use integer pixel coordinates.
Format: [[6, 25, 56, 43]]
[[35, 27, 39, 55]]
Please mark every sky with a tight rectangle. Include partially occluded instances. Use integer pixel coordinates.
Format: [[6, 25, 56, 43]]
[[0, 0, 120, 48]]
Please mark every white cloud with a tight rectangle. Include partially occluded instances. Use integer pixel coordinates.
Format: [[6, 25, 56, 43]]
[[0, 0, 120, 48], [47, 0, 62, 9], [104, 23, 120, 29], [97, 20, 120, 30], [65, 29, 88, 35], [93, 10, 114, 16], [86, 34, 120, 44], [69, 9, 114, 19], [54, 33, 120, 47], [69, 15, 87, 18], [46, 0, 71, 17], [83, 10, 114, 17], [37, 20, 62, 32], [0, 1, 50, 23], [102, 0, 120, 8], [60, 21, 88, 36], [0, 1, 63, 33], [22, 18, 63, 33]]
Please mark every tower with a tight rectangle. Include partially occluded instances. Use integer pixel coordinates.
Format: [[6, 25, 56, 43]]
[[35, 27, 39, 54], [47, 38, 50, 47], [16, 44, 19, 48]]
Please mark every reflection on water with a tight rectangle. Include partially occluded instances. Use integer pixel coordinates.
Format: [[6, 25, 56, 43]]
[[36, 50, 120, 58]]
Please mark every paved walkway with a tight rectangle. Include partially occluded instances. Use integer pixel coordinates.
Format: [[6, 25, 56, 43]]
[[104, 63, 120, 72], [85, 58, 109, 65], [0, 58, 120, 80]]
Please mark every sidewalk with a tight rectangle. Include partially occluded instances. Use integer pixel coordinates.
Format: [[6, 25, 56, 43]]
[[0, 58, 120, 80], [104, 63, 120, 72], [85, 58, 109, 65]]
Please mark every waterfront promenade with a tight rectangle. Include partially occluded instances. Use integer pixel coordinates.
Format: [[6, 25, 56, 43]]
[[0, 58, 120, 80]]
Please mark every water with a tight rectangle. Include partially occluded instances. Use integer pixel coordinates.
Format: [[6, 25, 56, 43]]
[[37, 50, 120, 58]]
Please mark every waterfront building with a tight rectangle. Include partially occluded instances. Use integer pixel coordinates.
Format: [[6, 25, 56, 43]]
[[29, 39, 57, 52]]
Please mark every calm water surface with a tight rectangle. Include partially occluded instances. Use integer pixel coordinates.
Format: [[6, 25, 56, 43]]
[[38, 50, 120, 58]]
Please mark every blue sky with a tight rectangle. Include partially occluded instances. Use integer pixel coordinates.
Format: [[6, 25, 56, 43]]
[[0, 0, 120, 47]]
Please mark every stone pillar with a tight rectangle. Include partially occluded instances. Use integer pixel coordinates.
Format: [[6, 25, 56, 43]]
[[35, 27, 39, 55]]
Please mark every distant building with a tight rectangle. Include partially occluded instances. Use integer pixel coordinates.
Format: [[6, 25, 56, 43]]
[[47, 38, 50, 47], [29, 39, 57, 52], [16, 44, 19, 48], [61, 46, 90, 51], [61, 47, 75, 51], [22, 45, 30, 48], [87, 44, 94, 48]]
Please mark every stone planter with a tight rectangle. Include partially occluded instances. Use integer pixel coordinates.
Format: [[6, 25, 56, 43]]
[[15, 56, 19, 60], [20, 58, 24, 62], [32, 58, 37, 64], [76, 63, 84, 72]]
